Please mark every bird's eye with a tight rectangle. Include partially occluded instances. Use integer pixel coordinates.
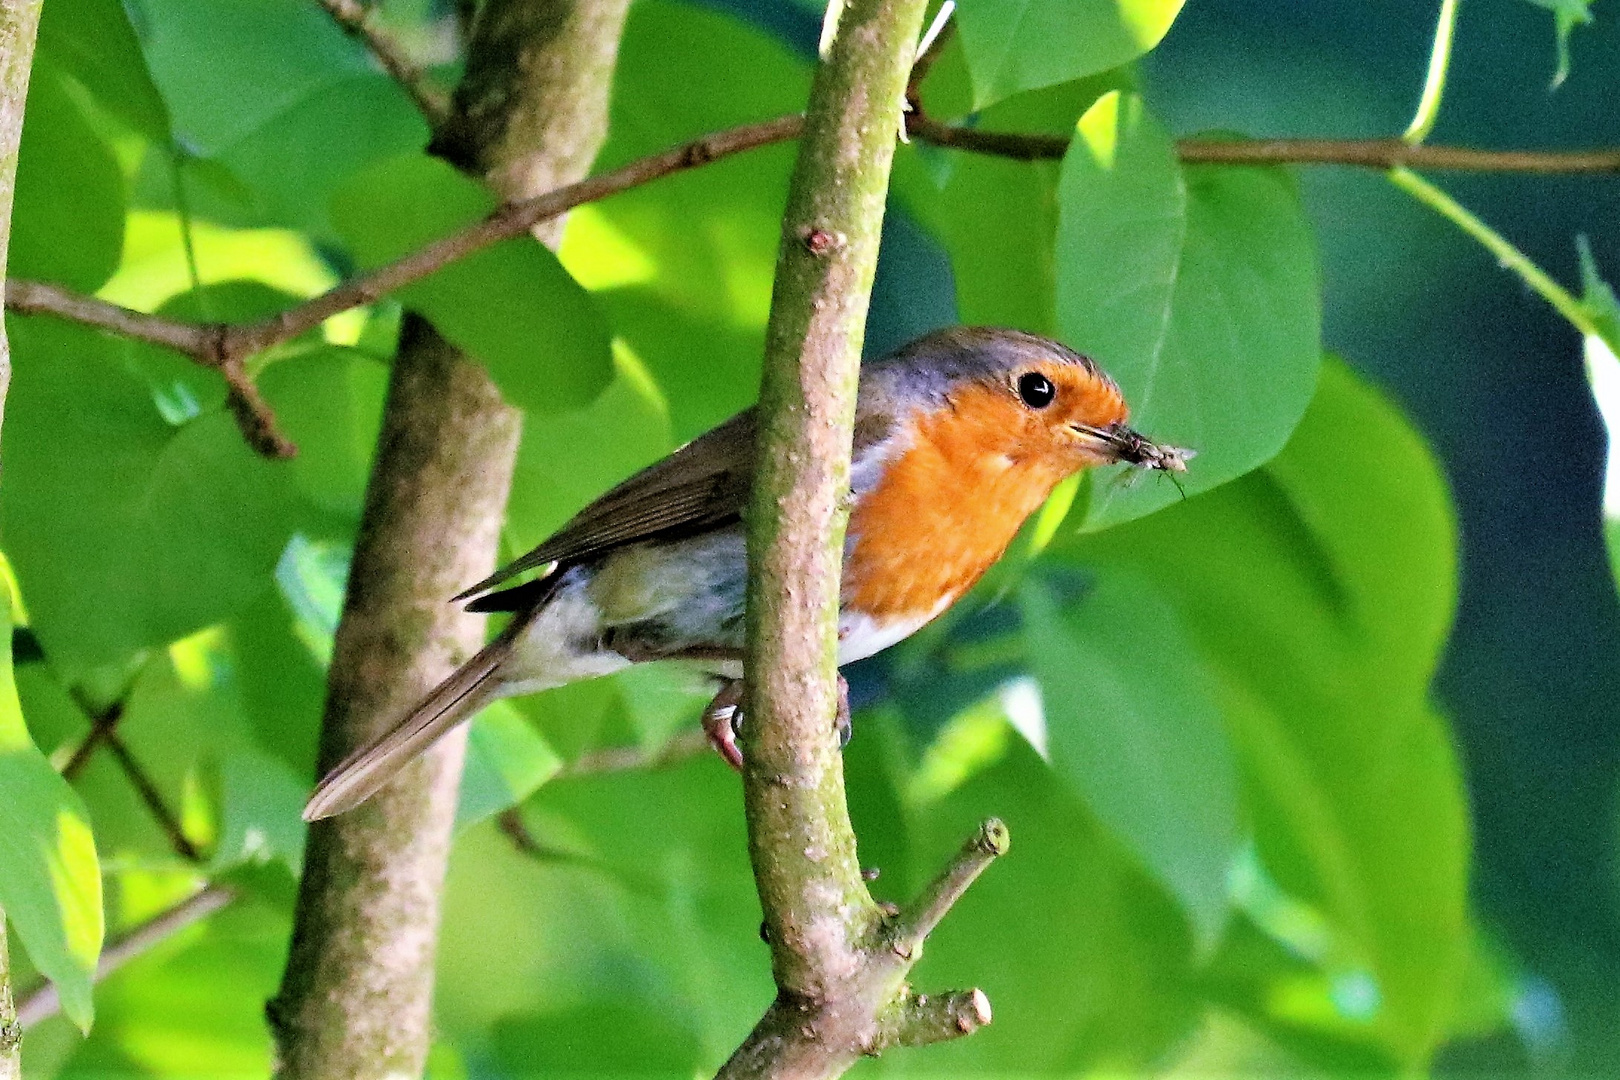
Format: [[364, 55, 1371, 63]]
[[1017, 371, 1056, 409]]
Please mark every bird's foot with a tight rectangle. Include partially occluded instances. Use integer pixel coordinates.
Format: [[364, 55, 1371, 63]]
[[701, 679, 745, 772], [700, 674, 852, 772]]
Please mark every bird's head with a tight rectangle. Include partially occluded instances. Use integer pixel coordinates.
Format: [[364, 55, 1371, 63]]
[[864, 326, 1192, 481]]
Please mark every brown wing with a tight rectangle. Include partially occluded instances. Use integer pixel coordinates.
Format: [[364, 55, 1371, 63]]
[[453, 408, 758, 605]]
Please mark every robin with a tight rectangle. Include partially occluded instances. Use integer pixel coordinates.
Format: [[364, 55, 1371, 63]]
[[303, 326, 1190, 820]]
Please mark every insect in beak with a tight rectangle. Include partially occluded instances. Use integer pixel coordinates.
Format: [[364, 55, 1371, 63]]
[[1069, 423, 1195, 472]]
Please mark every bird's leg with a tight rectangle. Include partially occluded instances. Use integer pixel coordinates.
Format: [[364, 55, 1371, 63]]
[[835, 672, 852, 748], [701, 678, 745, 771], [699, 673, 852, 770]]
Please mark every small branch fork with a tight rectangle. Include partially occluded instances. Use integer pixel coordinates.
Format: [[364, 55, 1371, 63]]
[[57, 672, 203, 866]]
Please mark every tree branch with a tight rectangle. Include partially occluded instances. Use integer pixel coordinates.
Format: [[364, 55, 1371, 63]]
[[721, 0, 1007, 1076], [314, 0, 451, 129], [14, 885, 236, 1030], [266, 1, 631, 1077], [7, 91, 1617, 460]]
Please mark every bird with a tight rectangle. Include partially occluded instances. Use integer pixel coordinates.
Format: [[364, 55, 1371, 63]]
[[303, 326, 1190, 820]]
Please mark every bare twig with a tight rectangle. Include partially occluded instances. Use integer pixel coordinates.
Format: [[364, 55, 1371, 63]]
[[15, 885, 237, 1029], [102, 735, 203, 863], [8, 94, 1619, 461], [906, 111, 1620, 171], [555, 727, 710, 779], [315, 0, 451, 128], [889, 818, 1009, 956], [4, 280, 295, 458], [906, 2, 956, 101]]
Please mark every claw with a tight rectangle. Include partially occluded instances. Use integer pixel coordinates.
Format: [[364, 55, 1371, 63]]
[[701, 679, 745, 771], [836, 673, 852, 749]]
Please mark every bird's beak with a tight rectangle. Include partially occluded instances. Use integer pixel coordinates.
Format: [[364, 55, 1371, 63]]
[[1067, 423, 1195, 473]]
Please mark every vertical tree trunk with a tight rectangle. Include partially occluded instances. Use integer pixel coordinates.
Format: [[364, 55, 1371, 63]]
[[0, 2, 44, 1075], [268, 2, 630, 1077]]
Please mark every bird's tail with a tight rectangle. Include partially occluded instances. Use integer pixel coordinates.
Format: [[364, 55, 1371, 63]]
[[302, 629, 516, 822]]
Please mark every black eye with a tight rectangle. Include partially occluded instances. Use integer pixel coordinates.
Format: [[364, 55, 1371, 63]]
[[1017, 371, 1055, 409]]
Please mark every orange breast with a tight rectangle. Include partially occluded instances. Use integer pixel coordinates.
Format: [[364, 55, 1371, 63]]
[[843, 385, 1089, 623]]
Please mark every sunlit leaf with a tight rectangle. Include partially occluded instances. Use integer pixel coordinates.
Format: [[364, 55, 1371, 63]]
[[1057, 93, 1321, 530], [955, 0, 1184, 109], [0, 604, 103, 1031], [331, 153, 613, 414]]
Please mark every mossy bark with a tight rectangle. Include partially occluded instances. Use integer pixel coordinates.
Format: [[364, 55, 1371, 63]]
[[267, 2, 630, 1077]]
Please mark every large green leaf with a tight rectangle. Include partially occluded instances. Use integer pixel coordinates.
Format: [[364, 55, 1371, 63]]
[[0, 606, 103, 1031], [1, 318, 301, 671], [1055, 361, 1467, 1066], [331, 153, 613, 414], [1056, 92, 1321, 530], [955, 0, 1184, 109], [1022, 569, 1239, 950], [11, 65, 125, 293]]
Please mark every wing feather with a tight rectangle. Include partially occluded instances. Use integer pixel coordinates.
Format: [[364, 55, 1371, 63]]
[[453, 409, 758, 604]]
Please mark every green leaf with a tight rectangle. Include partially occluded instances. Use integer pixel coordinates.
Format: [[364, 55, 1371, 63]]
[[955, 0, 1184, 109], [1524, 0, 1594, 87], [330, 153, 613, 414], [217, 74, 429, 242], [259, 347, 388, 520], [213, 745, 310, 873], [455, 705, 563, 830], [1022, 569, 1240, 950], [577, 0, 809, 438], [35, 0, 171, 141], [1056, 361, 1467, 1066], [1056, 93, 1321, 530], [0, 604, 103, 1031], [129, 0, 373, 156], [2, 319, 302, 671], [12, 65, 126, 292], [1578, 236, 1620, 356]]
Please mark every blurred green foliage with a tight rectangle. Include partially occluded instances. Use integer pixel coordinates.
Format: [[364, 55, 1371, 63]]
[[1, 0, 1607, 1076]]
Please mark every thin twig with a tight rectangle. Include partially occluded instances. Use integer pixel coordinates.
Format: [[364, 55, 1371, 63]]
[[9, 109, 1620, 460], [15, 885, 237, 1029], [554, 727, 710, 779], [1403, 0, 1460, 145], [889, 818, 1008, 956], [101, 735, 203, 863], [315, 0, 451, 128], [59, 701, 122, 781], [1389, 166, 1602, 339], [5, 280, 294, 457]]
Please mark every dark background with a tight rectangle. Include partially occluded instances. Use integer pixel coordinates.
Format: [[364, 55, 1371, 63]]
[[722, 0, 1620, 1070]]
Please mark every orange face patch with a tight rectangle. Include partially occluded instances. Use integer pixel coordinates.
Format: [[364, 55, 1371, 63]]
[[842, 365, 1128, 624]]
